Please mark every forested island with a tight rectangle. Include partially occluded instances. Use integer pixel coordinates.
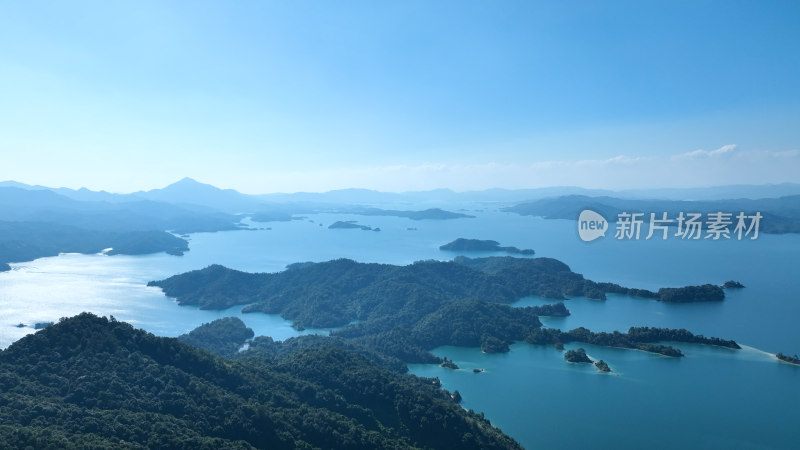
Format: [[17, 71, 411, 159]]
[[440, 238, 535, 255], [564, 348, 592, 363], [563, 349, 613, 373], [594, 360, 612, 372], [328, 220, 376, 231], [150, 257, 740, 363], [0, 313, 521, 449]]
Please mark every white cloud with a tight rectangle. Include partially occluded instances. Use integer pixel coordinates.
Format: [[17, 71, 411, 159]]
[[575, 155, 650, 166], [241, 144, 800, 193], [672, 144, 736, 160]]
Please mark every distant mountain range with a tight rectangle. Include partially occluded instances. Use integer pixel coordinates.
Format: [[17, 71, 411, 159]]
[[2, 178, 800, 269], [4, 178, 800, 211]]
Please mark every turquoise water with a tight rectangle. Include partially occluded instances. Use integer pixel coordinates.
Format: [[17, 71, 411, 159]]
[[1, 211, 799, 448], [410, 342, 799, 450]]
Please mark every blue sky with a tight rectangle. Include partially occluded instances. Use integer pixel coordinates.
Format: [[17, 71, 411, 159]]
[[1, 1, 798, 193]]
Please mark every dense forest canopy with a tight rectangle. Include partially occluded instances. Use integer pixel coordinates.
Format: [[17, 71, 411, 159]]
[[0, 313, 522, 449]]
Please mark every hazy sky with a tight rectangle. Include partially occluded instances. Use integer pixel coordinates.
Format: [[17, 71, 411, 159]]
[[1, 1, 799, 193]]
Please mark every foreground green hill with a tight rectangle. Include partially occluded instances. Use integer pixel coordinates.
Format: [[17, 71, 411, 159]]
[[0, 313, 521, 449]]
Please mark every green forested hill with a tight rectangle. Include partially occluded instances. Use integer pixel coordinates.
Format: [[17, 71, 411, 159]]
[[149, 257, 632, 328], [0, 313, 522, 449]]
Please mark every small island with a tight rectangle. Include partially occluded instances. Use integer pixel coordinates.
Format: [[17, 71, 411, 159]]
[[722, 280, 745, 289], [439, 357, 459, 369], [594, 360, 611, 373], [33, 322, 54, 330], [440, 238, 535, 255], [775, 353, 800, 366], [564, 348, 592, 363], [328, 221, 375, 231]]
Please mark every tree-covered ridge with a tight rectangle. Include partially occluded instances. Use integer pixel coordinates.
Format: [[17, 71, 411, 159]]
[[239, 334, 409, 373], [329, 298, 548, 363], [0, 313, 522, 450], [0, 221, 189, 270]]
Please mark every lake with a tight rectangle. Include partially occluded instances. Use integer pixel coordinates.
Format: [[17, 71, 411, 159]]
[[1, 210, 799, 448]]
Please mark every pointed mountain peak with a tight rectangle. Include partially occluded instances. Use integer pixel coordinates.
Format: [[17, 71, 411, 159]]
[[166, 177, 205, 188], [155, 177, 225, 194]]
